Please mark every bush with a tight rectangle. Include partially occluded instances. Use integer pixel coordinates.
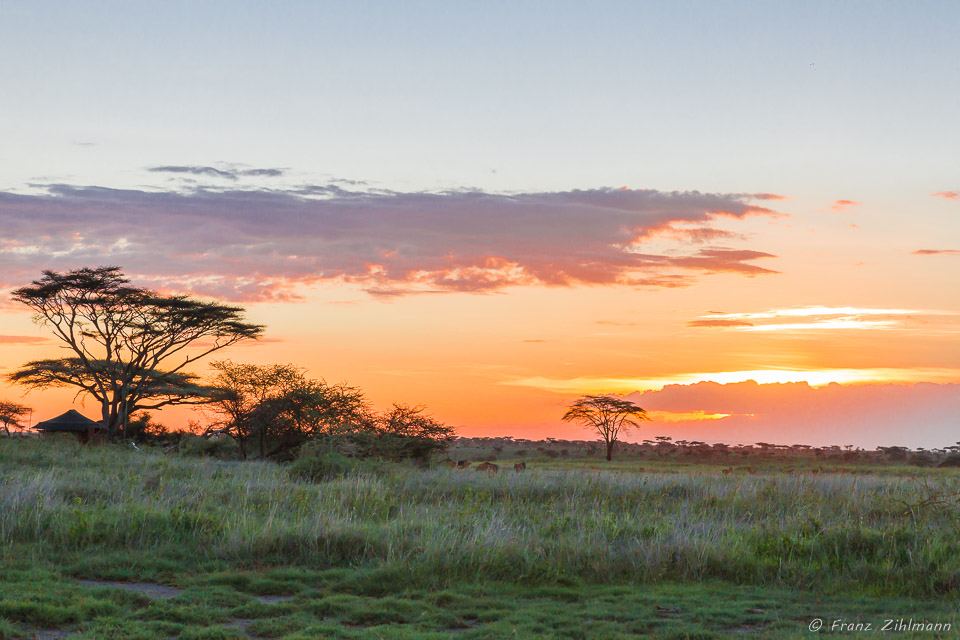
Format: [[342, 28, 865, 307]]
[[907, 452, 934, 467], [177, 435, 239, 459], [289, 450, 357, 482], [938, 454, 960, 468], [289, 447, 397, 482]]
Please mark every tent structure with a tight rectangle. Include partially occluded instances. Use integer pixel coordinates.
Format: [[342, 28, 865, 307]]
[[34, 409, 106, 443]]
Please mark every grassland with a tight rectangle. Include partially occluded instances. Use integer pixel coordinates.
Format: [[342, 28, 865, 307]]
[[1, 438, 959, 639]]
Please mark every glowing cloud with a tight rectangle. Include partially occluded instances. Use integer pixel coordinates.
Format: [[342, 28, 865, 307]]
[[0, 335, 50, 345], [503, 367, 960, 394], [831, 199, 861, 211], [931, 191, 960, 200], [913, 249, 960, 256], [688, 306, 957, 332], [0, 184, 781, 300]]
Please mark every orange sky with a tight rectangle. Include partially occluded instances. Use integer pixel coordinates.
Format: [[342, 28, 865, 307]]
[[2, 191, 957, 448], [1, 3, 958, 448]]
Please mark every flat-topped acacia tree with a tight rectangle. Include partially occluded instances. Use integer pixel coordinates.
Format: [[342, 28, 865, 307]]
[[562, 394, 650, 461], [8, 266, 264, 437], [0, 400, 31, 436]]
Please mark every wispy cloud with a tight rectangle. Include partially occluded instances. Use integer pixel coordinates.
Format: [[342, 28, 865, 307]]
[[687, 318, 754, 328], [702, 306, 925, 320], [0, 184, 780, 301], [0, 335, 50, 345], [913, 249, 960, 256], [739, 319, 897, 331], [830, 199, 861, 211], [147, 165, 286, 180], [931, 191, 959, 200], [503, 367, 960, 395], [687, 306, 958, 333]]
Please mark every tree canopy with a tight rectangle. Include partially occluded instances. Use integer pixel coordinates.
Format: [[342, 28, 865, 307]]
[[8, 266, 263, 435], [0, 400, 31, 436], [561, 394, 649, 461], [207, 360, 454, 461], [207, 360, 368, 459]]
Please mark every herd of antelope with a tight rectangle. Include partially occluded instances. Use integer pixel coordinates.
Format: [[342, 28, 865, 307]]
[[444, 460, 526, 473]]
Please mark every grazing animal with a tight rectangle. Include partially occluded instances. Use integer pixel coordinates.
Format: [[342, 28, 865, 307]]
[[444, 460, 457, 468], [457, 460, 472, 469], [514, 462, 526, 473], [476, 462, 499, 473]]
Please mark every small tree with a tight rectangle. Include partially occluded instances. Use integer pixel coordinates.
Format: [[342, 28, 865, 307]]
[[8, 267, 263, 436], [0, 400, 31, 436], [366, 403, 455, 462], [561, 394, 649, 461], [207, 361, 367, 459]]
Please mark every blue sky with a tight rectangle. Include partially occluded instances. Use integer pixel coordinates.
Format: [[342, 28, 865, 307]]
[[2, 1, 958, 196]]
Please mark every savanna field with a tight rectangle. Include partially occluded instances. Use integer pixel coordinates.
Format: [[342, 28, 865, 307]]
[[1, 438, 960, 639]]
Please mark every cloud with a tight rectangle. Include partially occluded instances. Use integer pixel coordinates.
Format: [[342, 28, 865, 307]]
[[687, 319, 754, 328], [147, 165, 286, 180], [688, 306, 956, 333], [913, 249, 960, 256], [751, 193, 789, 200], [633, 225, 746, 244], [931, 191, 959, 200], [624, 380, 960, 448], [0, 184, 780, 301], [503, 367, 960, 394], [0, 335, 50, 345], [830, 199, 861, 211]]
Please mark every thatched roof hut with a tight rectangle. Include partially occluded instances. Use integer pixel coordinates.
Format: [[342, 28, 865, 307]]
[[35, 409, 106, 443]]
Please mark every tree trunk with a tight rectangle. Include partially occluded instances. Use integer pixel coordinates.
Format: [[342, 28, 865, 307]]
[[606, 439, 614, 461]]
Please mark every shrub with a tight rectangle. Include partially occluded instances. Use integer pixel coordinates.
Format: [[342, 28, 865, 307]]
[[177, 435, 239, 459], [289, 450, 357, 482], [289, 446, 397, 482]]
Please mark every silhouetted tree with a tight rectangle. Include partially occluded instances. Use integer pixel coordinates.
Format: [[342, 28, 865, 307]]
[[0, 400, 31, 436], [8, 267, 263, 436], [208, 361, 368, 459], [367, 403, 456, 461], [561, 394, 649, 461]]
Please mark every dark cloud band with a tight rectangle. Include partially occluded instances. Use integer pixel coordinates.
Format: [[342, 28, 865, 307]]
[[0, 184, 779, 301]]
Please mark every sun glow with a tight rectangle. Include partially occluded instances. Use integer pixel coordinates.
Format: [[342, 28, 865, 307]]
[[705, 306, 930, 320], [646, 410, 732, 422], [503, 368, 960, 395]]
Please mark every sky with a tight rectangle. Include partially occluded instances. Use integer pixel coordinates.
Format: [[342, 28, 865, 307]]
[[1, 1, 958, 448]]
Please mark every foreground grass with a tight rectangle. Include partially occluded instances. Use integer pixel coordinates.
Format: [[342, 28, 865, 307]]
[[1, 440, 959, 638]]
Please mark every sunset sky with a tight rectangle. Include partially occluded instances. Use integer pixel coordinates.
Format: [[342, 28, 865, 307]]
[[1, 1, 958, 448]]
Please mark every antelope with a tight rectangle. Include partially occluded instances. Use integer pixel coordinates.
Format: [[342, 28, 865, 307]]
[[476, 462, 499, 473], [514, 462, 526, 473]]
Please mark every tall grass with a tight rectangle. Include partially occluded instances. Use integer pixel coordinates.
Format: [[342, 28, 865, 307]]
[[1, 439, 958, 596]]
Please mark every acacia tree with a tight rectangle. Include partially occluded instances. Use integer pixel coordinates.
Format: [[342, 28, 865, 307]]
[[8, 267, 263, 436], [207, 361, 368, 459], [561, 394, 649, 461], [361, 403, 455, 461], [208, 361, 454, 461], [0, 400, 31, 436]]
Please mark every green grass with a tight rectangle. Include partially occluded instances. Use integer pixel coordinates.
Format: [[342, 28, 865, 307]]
[[1, 439, 959, 638]]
